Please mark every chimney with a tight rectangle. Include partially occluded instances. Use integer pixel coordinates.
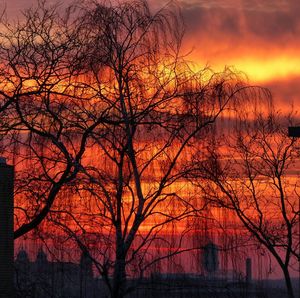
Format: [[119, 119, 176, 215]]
[[246, 257, 252, 285], [0, 157, 14, 298]]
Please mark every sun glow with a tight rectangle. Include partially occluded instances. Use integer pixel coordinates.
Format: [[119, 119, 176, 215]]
[[231, 56, 300, 83], [191, 55, 300, 84]]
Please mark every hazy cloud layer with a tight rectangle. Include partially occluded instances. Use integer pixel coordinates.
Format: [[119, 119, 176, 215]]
[[3, 1, 300, 43], [179, 0, 300, 43], [266, 76, 300, 111], [2, 0, 300, 108]]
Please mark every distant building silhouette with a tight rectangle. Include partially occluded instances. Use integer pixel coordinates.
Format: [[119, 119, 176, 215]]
[[14, 248, 99, 298], [203, 242, 219, 273], [14, 247, 293, 298]]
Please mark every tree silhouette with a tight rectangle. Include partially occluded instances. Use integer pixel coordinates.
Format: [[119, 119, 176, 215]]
[[0, 1, 271, 297], [44, 1, 265, 297], [0, 1, 117, 239], [191, 112, 300, 298]]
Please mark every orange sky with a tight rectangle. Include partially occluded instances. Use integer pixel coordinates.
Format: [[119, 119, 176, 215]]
[[4, 1, 298, 280], [187, 0, 300, 113], [151, 0, 300, 113], [175, 0, 300, 78], [3, 0, 300, 100]]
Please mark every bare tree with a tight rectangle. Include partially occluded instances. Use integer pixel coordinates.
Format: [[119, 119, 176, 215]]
[[43, 1, 266, 297], [191, 112, 300, 298], [0, 1, 272, 297], [0, 1, 115, 239]]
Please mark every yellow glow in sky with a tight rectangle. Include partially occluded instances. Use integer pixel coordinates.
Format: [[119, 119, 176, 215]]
[[196, 55, 300, 84], [231, 56, 300, 83]]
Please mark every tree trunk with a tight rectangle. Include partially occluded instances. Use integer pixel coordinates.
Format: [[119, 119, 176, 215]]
[[282, 266, 295, 298], [112, 251, 126, 298]]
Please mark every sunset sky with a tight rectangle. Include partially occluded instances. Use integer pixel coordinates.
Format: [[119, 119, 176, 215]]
[[172, 0, 300, 112], [3, 1, 298, 282], [2, 0, 299, 110]]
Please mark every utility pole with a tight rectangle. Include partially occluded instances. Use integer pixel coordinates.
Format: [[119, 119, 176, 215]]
[[0, 157, 14, 298]]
